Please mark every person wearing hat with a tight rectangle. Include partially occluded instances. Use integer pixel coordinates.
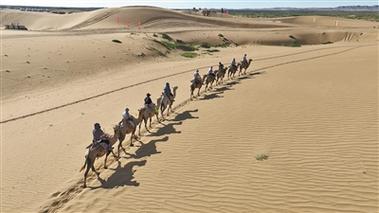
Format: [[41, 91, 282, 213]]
[[193, 69, 201, 84], [163, 82, 174, 102], [242, 54, 248, 65], [218, 62, 224, 72], [121, 107, 134, 127], [230, 58, 237, 68], [90, 123, 111, 152], [92, 123, 105, 144], [144, 93, 153, 111], [207, 66, 214, 76]]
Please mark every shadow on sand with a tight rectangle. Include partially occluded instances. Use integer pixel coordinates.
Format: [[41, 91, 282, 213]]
[[93, 109, 199, 188], [90, 160, 147, 189], [90, 72, 262, 189], [125, 136, 169, 159]]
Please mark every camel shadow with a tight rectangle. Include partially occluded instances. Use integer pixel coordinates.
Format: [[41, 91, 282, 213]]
[[171, 109, 199, 121], [237, 75, 251, 80], [199, 91, 223, 101], [225, 80, 240, 86], [125, 136, 169, 159], [150, 121, 182, 136], [249, 71, 265, 76], [215, 86, 234, 92], [90, 160, 146, 189]]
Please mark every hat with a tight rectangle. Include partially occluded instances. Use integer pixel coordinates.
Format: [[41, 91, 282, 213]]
[[147, 93, 151, 96]]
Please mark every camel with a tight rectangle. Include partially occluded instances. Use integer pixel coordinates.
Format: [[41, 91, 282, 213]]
[[204, 73, 216, 91], [239, 59, 253, 75], [190, 75, 206, 99], [138, 103, 159, 135], [228, 63, 240, 79], [80, 126, 120, 188], [116, 110, 144, 154], [157, 86, 178, 120], [215, 67, 228, 85]]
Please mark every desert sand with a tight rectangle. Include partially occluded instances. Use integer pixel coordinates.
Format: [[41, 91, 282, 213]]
[[1, 6, 378, 213]]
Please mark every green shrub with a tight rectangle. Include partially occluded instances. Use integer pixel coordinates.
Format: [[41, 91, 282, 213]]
[[177, 44, 197, 51], [216, 42, 231, 48], [181, 52, 198, 58], [206, 49, 220, 52], [256, 154, 269, 161], [291, 40, 302, 47], [162, 33, 173, 41], [200, 43, 212, 48]]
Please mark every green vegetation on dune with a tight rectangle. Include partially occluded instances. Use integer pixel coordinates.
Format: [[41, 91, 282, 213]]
[[229, 10, 379, 22], [181, 52, 198, 58], [256, 154, 269, 161]]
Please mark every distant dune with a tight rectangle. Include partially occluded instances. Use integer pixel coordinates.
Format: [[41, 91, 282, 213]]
[[0, 6, 287, 31]]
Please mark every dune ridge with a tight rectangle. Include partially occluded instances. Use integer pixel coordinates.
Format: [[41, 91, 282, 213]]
[[1, 7, 288, 31]]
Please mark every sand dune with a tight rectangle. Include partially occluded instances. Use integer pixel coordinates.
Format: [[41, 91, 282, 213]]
[[1, 6, 378, 213], [1, 7, 287, 31], [278, 15, 378, 28], [38, 43, 378, 213]]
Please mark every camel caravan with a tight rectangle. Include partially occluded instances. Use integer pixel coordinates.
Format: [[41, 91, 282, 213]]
[[81, 54, 252, 187]]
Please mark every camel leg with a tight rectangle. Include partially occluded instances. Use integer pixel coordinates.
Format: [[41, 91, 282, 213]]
[[144, 118, 149, 132], [130, 134, 134, 147], [169, 103, 173, 114], [104, 152, 110, 169], [160, 105, 165, 121], [130, 128, 136, 147], [149, 117, 152, 128], [111, 150, 119, 160], [131, 128, 138, 147], [83, 158, 91, 188], [190, 86, 194, 99], [155, 113, 160, 123], [91, 164, 100, 177], [138, 120, 142, 136], [117, 142, 122, 157]]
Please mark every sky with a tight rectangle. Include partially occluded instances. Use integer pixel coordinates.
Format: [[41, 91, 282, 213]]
[[0, 0, 378, 9]]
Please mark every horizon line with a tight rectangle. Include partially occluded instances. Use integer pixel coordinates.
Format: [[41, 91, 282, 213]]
[[1, 4, 378, 9]]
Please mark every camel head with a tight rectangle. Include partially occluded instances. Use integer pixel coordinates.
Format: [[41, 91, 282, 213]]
[[173, 86, 178, 97], [137, 108, 145, 122]]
